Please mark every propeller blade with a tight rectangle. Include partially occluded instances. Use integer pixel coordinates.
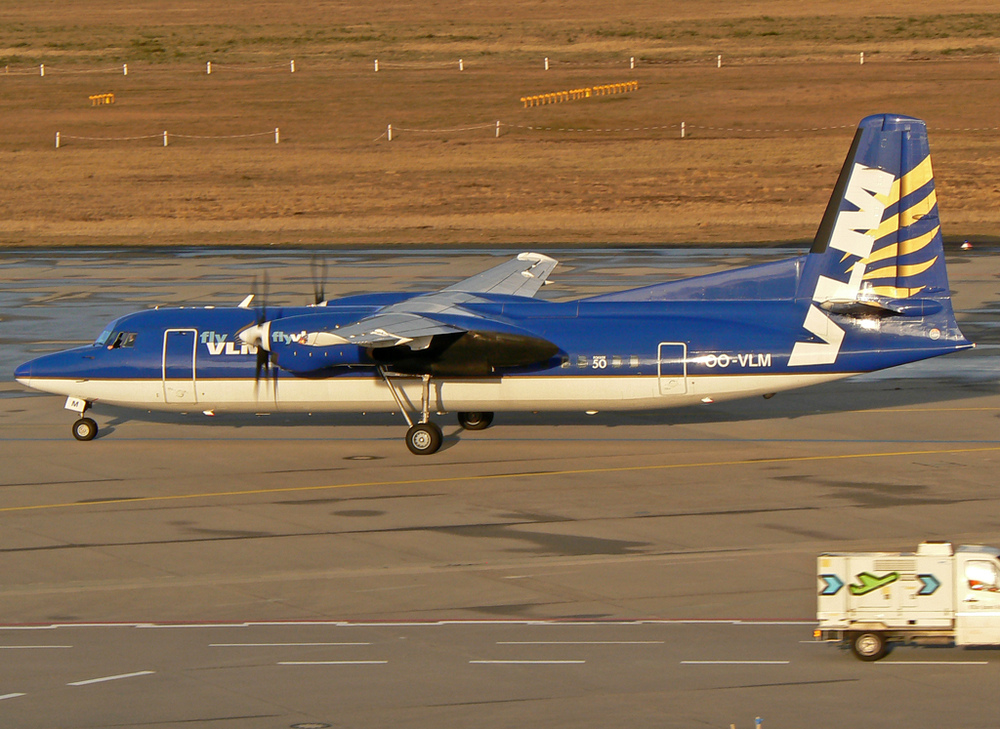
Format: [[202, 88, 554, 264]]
[[310, 255, 327, 305]]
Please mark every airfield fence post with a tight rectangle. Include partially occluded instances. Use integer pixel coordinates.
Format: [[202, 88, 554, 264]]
[[123, 63, 128, 75], [495, 120, 500, 138], [459, 58, 464, 71], [290, 59, 295, 73], [630, 56, 634, 69], [55, 132, 60, 149], [163, 130, 168, 147], [681, 121, 685, 139], [39, 64, 44, 77], [717, 54, 722, 68], [275, 127, 280, 144], [544, 57, 549, 70], [860, 52, 864, 65], [387, 124, 392, 141], [374, 58, 379, 72], [206, 61, 212, 74]]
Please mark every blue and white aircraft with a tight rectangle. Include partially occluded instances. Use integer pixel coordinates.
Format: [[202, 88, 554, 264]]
[[16, 114, 972, 454]]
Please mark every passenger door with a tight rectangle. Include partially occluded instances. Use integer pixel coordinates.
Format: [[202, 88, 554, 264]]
[[162, 329, 197, 405], [657, 342, 688, 395]]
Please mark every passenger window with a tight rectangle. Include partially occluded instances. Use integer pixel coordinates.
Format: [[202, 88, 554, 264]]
[[612, 356, 623, 368], [966, 560, 1000, 592], [576, 355, 588, 368], [629, 355, 639, 368]]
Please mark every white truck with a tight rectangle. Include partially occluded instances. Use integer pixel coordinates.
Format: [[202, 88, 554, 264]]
[[816, 541, 1000, 660]]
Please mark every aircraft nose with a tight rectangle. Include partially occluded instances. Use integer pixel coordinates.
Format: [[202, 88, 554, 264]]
[[14, 359, 31, 383]]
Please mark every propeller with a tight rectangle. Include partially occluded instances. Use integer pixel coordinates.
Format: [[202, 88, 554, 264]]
[[310, 255, 328, 305], [245, 273, 277, 399]]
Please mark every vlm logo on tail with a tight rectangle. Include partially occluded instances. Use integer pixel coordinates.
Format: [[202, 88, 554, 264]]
[[789, 114, 956, 368]]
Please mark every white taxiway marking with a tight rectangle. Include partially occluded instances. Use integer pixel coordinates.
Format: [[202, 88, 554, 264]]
[[681, 661, 790, 665], [0, 645, 72, 649], [470, 660, 586, 665], [68, 670, 155, 686], [497, 641, 664, 645], [0, 693, 26, 701], [210, 642, 370, 647], [879, 661, 989, 666], [278, 661, 387, 666]]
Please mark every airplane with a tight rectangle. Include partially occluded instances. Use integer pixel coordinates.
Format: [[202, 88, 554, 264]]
[[15, 113, 973, 455]]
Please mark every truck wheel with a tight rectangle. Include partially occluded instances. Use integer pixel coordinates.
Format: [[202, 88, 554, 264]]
[[850, 631, 887, 661]]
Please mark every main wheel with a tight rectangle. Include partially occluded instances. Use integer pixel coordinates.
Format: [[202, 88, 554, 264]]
[[457, 411, 493, 431], [406, 422, 443, 455], [72, 417, 98, 442], [850, 631, 887, 661]]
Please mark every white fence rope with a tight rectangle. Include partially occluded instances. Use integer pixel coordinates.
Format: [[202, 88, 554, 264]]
[[5, 51, 1000, 80], [55, 128, 280, 148], [381, 120, 1000, 140]]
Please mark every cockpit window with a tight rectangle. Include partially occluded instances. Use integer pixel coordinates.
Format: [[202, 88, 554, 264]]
[[107, 331, 138, 349]]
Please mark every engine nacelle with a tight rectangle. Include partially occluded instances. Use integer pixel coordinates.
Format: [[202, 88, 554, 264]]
[[269, 340, 371, 373]]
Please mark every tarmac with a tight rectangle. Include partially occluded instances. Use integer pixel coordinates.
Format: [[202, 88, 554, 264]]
[[1, 247, 998, 728]]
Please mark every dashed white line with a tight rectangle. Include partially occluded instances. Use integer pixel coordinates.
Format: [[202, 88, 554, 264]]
[[68, 670, 155, 686], [278, 661, 387, 666], [210, 642, 370, 647], [470, 660, 586, 665], [681, 660, 790, 665], [0, 693, 26, 701], [497, 641, 664, 645]]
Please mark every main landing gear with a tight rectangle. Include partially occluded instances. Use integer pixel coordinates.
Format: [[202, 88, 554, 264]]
[[379, 370, 494, 455], [457, 411, 493, 431]]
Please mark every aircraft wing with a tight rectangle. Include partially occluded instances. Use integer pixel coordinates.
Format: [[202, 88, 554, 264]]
[[305, 312, 464, 349], [243, 253, 562, 374], [299, 252, 558, 349], [442, 251, 556, 297]]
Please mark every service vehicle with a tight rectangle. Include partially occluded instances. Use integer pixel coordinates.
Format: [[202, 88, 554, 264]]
[[816, 541, 1000, 660]]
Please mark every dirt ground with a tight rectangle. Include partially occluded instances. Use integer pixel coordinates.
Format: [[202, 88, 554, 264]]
[[1, 1, 999, 247]]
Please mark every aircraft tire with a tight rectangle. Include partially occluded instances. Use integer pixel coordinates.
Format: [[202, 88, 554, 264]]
[[457, 412, 493, 431], [406, 422, 442, 455], [72, 417, 98, 442], [849, 631, 887, 661]]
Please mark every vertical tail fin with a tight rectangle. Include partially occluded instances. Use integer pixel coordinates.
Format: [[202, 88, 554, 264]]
[[790, 114, 969, 367], [802, 114, 951, 304]]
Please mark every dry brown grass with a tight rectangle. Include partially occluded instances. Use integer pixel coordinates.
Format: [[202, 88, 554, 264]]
[[1, 1, 999, 247]]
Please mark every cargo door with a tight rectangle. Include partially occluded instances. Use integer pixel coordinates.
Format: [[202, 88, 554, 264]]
[[162, 329, 197, 405], [844, 555, 912, 623]]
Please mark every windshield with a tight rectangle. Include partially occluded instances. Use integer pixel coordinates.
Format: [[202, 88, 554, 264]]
[[94, 319, 121, 346]]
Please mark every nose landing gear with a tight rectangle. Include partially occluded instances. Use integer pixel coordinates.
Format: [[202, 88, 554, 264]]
[[66, 397, 98, 441], [72, 416, 98, 441]]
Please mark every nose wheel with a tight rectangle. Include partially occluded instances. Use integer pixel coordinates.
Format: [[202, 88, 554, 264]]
[[72, 417, 98, 441]]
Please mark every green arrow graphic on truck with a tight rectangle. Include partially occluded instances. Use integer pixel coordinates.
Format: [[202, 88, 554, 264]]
[[849, 571, 900, 596]]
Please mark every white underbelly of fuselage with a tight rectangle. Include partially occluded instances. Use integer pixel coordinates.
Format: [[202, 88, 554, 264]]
[[21, 372, 856, 413]]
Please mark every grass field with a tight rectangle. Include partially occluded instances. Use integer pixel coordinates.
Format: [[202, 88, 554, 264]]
[[1, 1, 999, 247]]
